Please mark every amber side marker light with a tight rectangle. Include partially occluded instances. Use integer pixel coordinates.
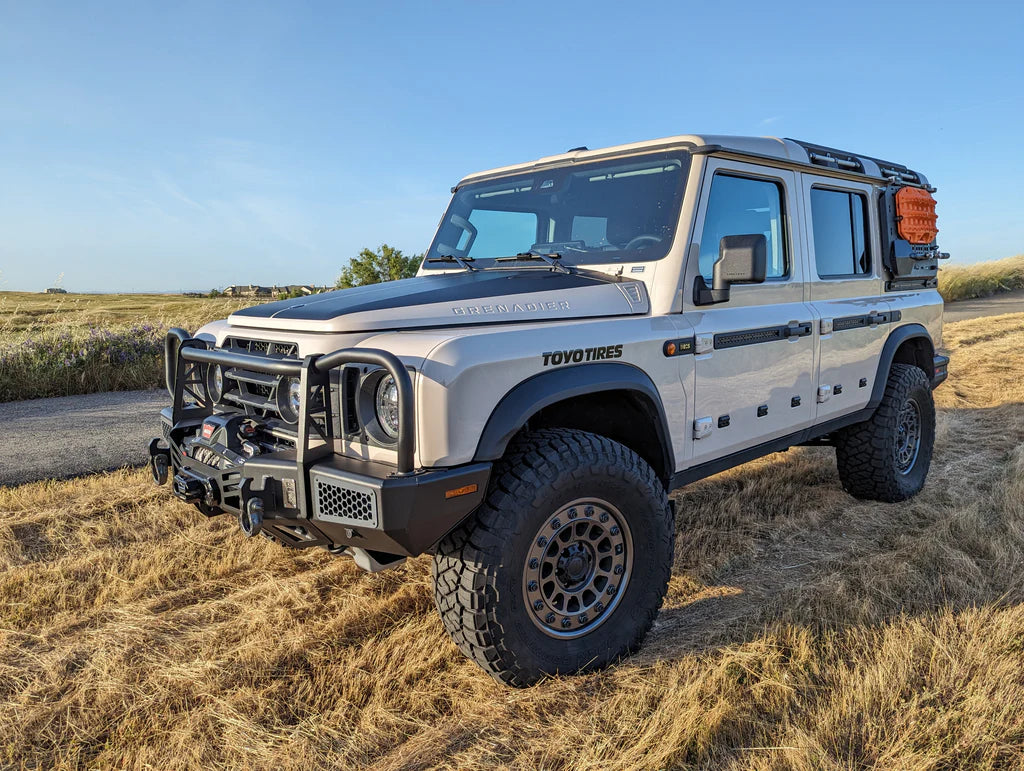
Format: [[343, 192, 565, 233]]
[[445, 483, 479, 500]]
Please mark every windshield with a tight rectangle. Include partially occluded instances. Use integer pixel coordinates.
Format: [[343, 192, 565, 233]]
[[423, 150, 690, 270]]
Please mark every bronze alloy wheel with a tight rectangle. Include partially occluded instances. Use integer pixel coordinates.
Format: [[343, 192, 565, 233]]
[[522, 498, 633, 639], [895, 396, 922, 475]]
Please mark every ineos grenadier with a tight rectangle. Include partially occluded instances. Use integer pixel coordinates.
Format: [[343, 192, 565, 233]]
[[150, 134, 949, 685]]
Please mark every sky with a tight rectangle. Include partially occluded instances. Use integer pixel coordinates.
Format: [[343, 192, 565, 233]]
[[1, 0, 1022, 293]]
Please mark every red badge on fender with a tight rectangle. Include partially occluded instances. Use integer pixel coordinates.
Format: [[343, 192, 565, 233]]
[[201, 422, 215, 440]]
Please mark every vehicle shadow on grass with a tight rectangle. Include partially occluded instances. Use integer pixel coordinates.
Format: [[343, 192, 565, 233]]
[[633, 403, 1024, 664]]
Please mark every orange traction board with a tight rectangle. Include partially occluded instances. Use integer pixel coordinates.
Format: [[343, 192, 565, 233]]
[[895, 187, 938, 244]]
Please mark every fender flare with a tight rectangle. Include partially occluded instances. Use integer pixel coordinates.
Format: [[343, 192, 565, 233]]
[[473, 362, 675, 475], [868, 323, 934, 408]]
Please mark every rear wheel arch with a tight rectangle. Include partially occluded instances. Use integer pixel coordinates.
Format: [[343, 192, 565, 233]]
[[870, 324, 935, 408], [473, 364, 675, 486]]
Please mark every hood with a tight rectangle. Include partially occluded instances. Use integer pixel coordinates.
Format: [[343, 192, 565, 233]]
[[228, 270, 649, 333]]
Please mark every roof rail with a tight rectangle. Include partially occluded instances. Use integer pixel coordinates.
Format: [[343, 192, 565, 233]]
[[786, 137, 925, 187], [786, 139, 864, 173]]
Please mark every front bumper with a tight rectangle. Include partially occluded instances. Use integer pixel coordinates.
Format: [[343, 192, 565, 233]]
[[150, 331, 491, 559]]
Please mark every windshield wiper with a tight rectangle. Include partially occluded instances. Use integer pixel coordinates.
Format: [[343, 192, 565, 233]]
[[494, 251, 572, 274], [424, 254, 476, 271]]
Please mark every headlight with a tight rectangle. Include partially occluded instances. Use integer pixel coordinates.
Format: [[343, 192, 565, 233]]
[[277, 376, 302, 423], [205, 363, 225, 403], [375, 374, 400, 439]]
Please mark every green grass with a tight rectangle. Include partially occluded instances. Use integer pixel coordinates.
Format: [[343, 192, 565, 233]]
[[0, 292, 257, 402], [939, 254, 1024, 302]]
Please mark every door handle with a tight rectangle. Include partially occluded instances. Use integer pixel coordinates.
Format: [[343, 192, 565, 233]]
[[783, 321, 812, 338]]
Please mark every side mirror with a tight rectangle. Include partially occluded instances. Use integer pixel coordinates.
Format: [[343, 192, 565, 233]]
[[693, 233, 767, 305]]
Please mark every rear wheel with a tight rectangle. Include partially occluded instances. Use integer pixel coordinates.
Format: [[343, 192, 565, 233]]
[[833, 363, 935, 502], [432, 429, 673, 686]]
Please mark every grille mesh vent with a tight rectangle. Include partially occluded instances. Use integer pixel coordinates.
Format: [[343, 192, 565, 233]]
[[311, 473, 378, 527]]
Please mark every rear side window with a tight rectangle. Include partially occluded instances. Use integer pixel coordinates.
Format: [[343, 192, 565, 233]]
[[698, 174, 788, 280], [810, 188, 870, 277]]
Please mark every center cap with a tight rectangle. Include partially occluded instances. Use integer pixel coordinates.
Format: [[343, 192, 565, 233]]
[[566, 555, 587, 579], [558, 542, 593, 587]]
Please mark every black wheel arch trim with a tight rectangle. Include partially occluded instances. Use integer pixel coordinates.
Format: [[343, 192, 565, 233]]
[[473, 362, 675, 481], [869, 323, 936, 408]]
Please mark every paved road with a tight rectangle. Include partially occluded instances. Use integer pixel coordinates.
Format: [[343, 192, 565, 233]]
[[942, 289, 1024, 323], [0, 390, 167, 487], [2, 294, 1024, 487]]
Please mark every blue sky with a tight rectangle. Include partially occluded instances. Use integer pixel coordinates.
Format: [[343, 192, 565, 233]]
[[1, 0, 1021, 292]]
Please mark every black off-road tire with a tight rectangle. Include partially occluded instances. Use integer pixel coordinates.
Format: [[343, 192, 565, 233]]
[[432, 428, 674, 687], [833, 363, 935, 502]]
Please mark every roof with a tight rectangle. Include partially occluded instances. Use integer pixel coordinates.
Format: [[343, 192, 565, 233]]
[[455, 134, 929, 190]]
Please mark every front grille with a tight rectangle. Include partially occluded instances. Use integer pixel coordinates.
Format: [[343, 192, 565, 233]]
[[311, 471, 379, 527], [225, 337, 298, 358], [218, 337, 300, 423]]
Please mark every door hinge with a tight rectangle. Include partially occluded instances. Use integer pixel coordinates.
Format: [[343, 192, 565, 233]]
[[693, 417, 713, 440], [817, 385, 833, 403], [695, 334, 714, 355], [820, 318, 834, 335]]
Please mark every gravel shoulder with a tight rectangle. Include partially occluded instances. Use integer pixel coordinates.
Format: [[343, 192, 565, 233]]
[[0, 390, 167, 487], [942, 289, 1024, 322]]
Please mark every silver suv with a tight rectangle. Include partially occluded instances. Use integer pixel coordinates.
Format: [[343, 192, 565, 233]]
[[150, 134, 949, 686]]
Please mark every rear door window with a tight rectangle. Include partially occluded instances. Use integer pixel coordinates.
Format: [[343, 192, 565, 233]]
[[810, 188, 871, 277]]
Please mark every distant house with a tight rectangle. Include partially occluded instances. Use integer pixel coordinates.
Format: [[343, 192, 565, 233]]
[[223, 285, 272, 297], [44, 287, 68, 294], [223, 284, 322, 298], [272, 285, 317, 297]]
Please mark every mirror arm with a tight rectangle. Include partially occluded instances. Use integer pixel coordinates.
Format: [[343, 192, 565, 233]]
[[693, 275, 730, 306]]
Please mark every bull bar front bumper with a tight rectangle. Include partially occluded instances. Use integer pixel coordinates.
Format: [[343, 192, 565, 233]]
[[150, 329, 490, 560]]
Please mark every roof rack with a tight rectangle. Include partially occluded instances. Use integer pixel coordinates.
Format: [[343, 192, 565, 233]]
[[786, 138, 925, 186], [787, 139, 865, 173]]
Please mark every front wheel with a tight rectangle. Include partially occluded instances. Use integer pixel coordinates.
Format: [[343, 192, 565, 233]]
[[833, 363, 936, 502], [432, 429, 674, 687]]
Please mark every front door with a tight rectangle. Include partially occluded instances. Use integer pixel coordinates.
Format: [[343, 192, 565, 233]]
[[682, 160, 816, 463]]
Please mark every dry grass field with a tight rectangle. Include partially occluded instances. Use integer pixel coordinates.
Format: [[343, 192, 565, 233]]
[[0, 292, 257, 402], [1, 313, 1023, 769], [939, 254, 1024, 302], [0, 291, 253, 341]]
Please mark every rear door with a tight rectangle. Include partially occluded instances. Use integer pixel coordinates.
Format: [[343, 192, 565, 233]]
[[683, 160, 816, 463], [801, 176, 890, 420]]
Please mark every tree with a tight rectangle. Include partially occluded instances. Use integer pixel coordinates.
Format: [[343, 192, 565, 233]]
[[336, 244, 421, 289]]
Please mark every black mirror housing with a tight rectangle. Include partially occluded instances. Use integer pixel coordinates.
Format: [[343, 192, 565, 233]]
[[693, 233, 768, 305]]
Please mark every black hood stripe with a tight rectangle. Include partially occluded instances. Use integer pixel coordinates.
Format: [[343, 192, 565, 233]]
[[231, 270, 610, 321]]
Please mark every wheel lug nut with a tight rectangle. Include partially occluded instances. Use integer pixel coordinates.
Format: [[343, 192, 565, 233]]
[[546, 613, 556, 623], [537, 536, 547, 547], [578, 614, 588, 624], [595, 602, 605, 612], [551, 519, 561, 530], [528, 580, 538, 591], [561, 618, 571, 628], [615, 545, 623, 555], [609, 525, 620, 535], [614, 565, 624, 575], [607, 585, 617, 595], [585, 506, 594, 517], [533, 600, 544, 610], [599, 512, 609, 523], [568, 508, 577, 519], [529, 558, 539, 569]]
